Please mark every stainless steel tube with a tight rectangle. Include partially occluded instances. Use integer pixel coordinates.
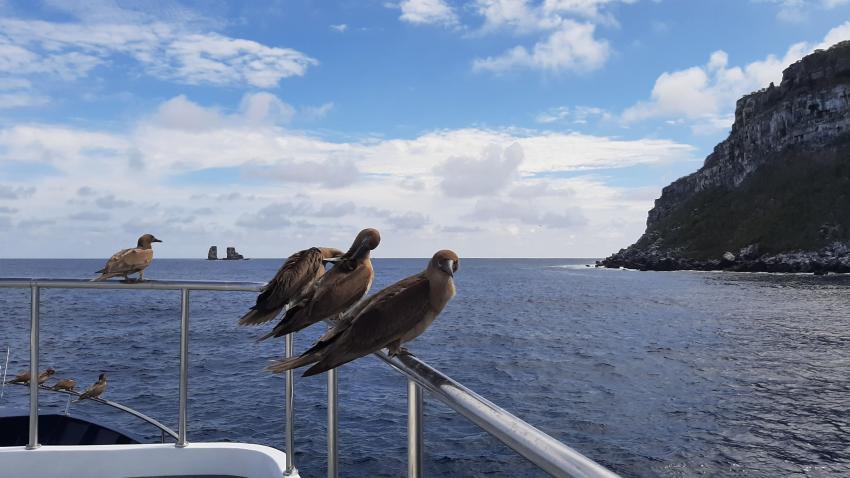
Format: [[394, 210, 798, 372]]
[[377, 353, 620, 478], [27, 284, 40, 450], [177, 288, 189, 448], [408, 379, 424, 478], [285, 333, 296, 476], [327, 367, 339, 478], [0, 278, 265, 292]]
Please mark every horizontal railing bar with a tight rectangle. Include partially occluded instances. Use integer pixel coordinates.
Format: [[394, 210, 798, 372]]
[[375, 352, 620, 478], [0, 278, 265, 292], [8, 382, 179, 441]]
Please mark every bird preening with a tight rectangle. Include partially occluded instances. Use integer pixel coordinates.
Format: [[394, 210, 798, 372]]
[[267, 249, 459, 377], [93, 233, 162, 282], [242, 228, 381, 341]]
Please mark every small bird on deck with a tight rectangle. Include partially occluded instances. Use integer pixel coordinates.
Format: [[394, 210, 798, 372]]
[[73, 373, 107, 403], [257, 228, 381, 340], [5, 368, 55, 385], [267, 249, 459, 377], [238, 246, 344, 326], [51, 378, 76, 392], [92, 234, 162, 282]]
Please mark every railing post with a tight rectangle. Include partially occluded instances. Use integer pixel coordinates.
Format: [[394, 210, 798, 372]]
[[407, 379, 423, 478], [27, 284, 40, 450], [327, 367, 338, 478], [285, 333, 297, 476], [176, 288, 189, 448]]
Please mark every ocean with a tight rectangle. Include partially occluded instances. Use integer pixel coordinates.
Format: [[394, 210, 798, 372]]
[[1, 258, 849, 477]]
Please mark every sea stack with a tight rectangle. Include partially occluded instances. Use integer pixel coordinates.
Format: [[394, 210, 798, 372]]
[[208, 246, 218, 260], [225, 247, 245, 260], [601, 41, 850, 273]]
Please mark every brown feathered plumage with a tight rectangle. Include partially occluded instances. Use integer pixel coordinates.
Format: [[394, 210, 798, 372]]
[[93, 234, 162, 282], [6, 368, 55, 384], [238, 247, 343, 326], [258, 229, 381, 340], [267, 249, 459, 376], [51, 378, 76, 392], [73, 373, 107, 402]]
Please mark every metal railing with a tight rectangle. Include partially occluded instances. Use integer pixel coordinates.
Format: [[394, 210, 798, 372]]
[[6, 382, 178, 442], [0, 278, 619, 478]]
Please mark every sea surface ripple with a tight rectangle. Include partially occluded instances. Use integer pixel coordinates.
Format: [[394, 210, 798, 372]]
[[1, 259, 849, 477]]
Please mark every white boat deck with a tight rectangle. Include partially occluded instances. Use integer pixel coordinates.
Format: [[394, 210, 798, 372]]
[[0, 442, 296, 478]]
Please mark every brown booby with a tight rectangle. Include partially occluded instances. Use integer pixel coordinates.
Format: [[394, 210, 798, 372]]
[[238, 247, 344, 326], [267, 249, 459, 376], [51, 378, 76, 392], [92, 234, 162, 282], [73, 373, 107, 402], [258, 228, 381, 340], [5, 368, 55, 385]]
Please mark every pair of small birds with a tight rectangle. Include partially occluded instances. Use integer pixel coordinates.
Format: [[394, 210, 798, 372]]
[[239, 228, 460, 377], [6, 369, 108, 402]]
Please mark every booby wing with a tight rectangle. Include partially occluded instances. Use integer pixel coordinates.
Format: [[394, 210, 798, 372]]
[[260, 258, 374, 339], [74, 381, 106, 402], [267, 273, 429, 374], [239, 248, 326, 326], [93, 247, 153, 280]]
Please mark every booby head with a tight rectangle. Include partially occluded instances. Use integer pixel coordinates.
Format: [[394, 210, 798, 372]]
[[345, 228, 381, 259], [97, 373, 107, 382], [45, 368, 56, 376], [430, 250, 459, 277], [137, 234, 163, 249]]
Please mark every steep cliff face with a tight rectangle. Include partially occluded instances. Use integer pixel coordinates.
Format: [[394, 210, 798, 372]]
[[602, 41, 850, 272]]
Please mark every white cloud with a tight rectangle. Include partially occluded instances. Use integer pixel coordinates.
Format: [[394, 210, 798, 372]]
[[622, 21, 850, 133], [0, 95, 695, 258], [399, 0, 459, 26], [0, 13, 317, 89], [536, 105, 610, 124], [473, 20, 609, 73], [330, 24, 348, 32], [758, 0, 850, 22], [302, 102, 335, 120]]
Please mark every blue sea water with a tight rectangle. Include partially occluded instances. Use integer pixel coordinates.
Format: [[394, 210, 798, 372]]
[[1, 258, 849, 477]]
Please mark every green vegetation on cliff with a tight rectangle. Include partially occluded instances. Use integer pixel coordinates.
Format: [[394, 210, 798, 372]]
[[637, 135, 850, 259]]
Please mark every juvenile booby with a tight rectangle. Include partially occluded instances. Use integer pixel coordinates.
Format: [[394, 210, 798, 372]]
[[51, 378, 76, 392], [267, 249, 459, 376], [73, 373, 107, 402], [238, 247, 344, 326], [258, 228, 381, 340], [6, 368, 55, 385], [92, 234, 162, 282]]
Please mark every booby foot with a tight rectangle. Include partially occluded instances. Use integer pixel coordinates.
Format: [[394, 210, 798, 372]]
[[388, 346, 414, 358]]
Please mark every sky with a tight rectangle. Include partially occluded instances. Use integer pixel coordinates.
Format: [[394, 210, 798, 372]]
[[0, 0, 849, 259]]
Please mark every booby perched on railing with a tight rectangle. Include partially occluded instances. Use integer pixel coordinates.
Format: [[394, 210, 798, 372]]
[[238, 246, 344, 326], [5, 368, 55, 385], [267, 249, 459, 376], [258, 228, 381, 341], [92, 234, 162, 282], [73, 373, 107, 402], [51, 378, 76, 391]]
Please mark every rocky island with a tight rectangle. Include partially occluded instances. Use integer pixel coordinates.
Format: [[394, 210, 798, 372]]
[[601, 41, 850, 273], [207, 245, 247, 260]]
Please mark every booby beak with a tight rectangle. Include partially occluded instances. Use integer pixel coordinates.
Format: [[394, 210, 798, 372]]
[[438, 259, 454, 277], [153, 237, 163, 243], [324, 257, 341, 263]]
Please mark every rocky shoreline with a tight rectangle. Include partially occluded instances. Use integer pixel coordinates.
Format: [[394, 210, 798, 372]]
[[599, 242, 850, 274]]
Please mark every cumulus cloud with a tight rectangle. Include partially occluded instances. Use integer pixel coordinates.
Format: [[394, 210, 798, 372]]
[[399, 0, 459, 26], [0, 184, 36, 199], [1, 94, 695, 257], [622, 21, 850, 133], [435, 142, 524, 197], [0, 10, 317, 89], [474, 20, 609, 73]]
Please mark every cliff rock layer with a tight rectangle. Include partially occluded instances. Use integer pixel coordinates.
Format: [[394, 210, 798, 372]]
[[602, 41, 850, 273]]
